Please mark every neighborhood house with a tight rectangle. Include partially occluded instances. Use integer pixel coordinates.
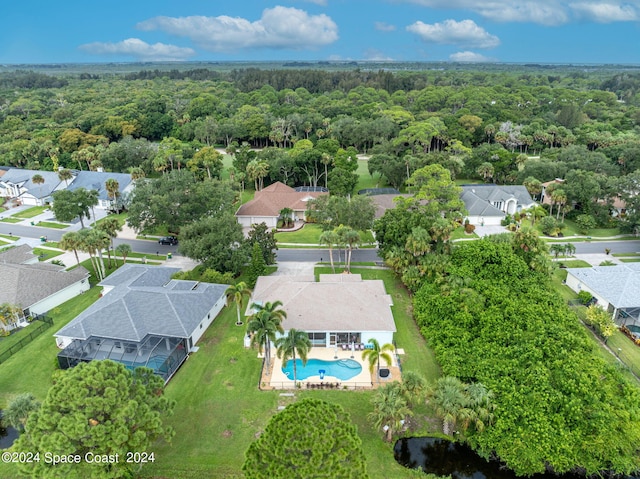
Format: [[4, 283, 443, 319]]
[[0, 245, 90, 328], [0, 167, 133, 209], [235, 181, 327, 228], [460, 184, 536, 226], [55, 264, 228, 383], [565, 263, 640, 326], [248, 273, 396, 348]]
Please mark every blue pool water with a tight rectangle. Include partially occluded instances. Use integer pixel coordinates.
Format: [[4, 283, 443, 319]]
[[282, 358, 362, 381]]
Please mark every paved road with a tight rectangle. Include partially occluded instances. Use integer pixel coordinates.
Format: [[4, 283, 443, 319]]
[[3, 222, 639, 260], [0, 223, 180, 255], [564, 240, 640, 255]]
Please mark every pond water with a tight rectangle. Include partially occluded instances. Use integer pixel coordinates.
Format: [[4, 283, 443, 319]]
[[0, 413, 19, 449], [394, 437, 637, 479]]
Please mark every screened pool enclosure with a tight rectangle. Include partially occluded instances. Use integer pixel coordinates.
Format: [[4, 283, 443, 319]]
[[57, 334, 187, 383]]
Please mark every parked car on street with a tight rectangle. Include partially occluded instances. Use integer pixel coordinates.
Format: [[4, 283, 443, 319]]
[[158, 236, 178, 245]]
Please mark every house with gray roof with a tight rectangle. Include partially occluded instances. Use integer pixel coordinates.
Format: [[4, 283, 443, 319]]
[[66, 170, 133, 210], [0, 168, 65, 206], [565, 263, 640, 325], [248, 273, 396, 349], [0, 168, 134, 210], [460, 184, 536, 226], [55, 264, 228, 382], [0, 245, 90, 328]]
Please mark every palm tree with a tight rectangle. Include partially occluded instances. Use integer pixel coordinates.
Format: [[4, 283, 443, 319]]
[[105, 178, 120, 210], [463, 382, 495, 433], [31, 174, 45, 203], [225, 282, 252, 326], [361, 338, 395, 384], [319, 230, 339, 273], [526, 205, 546, 226], [3, 393, 40, 432], [430, 376, 467, 436], [369, 382, 413, 442], [115, 243, 132, 264], [129, 167, 146, 182], [57, 168, 74, 187], [59, 231, 82, 265], [0, 303, 23, 329], [279, 207, 293, 228], [247, 308, 284, 371], [400, 371, 428, 408], [334, 225, 359, 272], [476, 162, 494, 183], [96, 217, 122, 267], [275, 328, 311, 385]]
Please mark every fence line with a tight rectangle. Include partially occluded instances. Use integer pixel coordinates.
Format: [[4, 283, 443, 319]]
[[0, 315, 53, 365]]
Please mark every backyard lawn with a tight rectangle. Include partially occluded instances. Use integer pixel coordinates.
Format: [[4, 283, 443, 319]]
[[139, 267, 441, 479], [0, 259, 441, 479], [0, 289, 102, 479]]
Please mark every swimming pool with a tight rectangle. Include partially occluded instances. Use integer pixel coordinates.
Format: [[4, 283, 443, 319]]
[[282, 358, 362, 381]]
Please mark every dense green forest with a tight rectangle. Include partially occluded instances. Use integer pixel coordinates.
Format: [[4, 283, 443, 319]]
[[2, 64, 640, 234]]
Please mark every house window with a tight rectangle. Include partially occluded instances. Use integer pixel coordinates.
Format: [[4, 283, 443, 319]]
[[307, 332, 326, 346], [200, 322, 203, 329]]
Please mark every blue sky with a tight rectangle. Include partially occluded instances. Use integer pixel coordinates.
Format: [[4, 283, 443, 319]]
[[2, 0, 640, 64]]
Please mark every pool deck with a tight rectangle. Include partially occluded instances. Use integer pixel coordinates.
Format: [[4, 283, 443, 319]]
[[261, 346, 401, 390]]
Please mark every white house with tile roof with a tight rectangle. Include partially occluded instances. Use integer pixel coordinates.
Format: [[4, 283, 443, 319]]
[[248, 273, 396, 348], [235, 181, 327, 228], [460, 184, 536, 226], [565, 263, 640, 324]]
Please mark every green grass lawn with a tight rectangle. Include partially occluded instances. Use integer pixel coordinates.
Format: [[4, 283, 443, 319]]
[[139, 266, 441, 479], [451, 225, 478, 240], [94, 211, 128, 228], [32, 247, 64, 261], [620, 258, 640, 263], [0, 288, 102, 479], [275, 223, 375, 245], [0, 259, 440, 479], [556, 260, 592, 268], [613, 252, 640, 257], [36, 221, 68, 229], [355, 159, 387, 192], [523, 218, 622, 239], [0, 217, 22, 223], [12, 206, 49, 219], [0, 234, 18, 241], [605, 331, 640, 379], [42, 241, 59, 248]]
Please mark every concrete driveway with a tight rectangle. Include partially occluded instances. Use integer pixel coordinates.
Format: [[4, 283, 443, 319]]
[[273, 262, 316, 276]]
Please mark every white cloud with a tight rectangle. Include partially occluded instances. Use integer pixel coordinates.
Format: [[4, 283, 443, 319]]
[[570, 2, 638, 22], [449, 51, 496, 62], [137, 7, 338, 52], [362, 49, 395, 61], [406, 19, 500, 48], [375, 21, 397, 31], [79, 38, 195, 61], [396, 0, 570, 25]]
